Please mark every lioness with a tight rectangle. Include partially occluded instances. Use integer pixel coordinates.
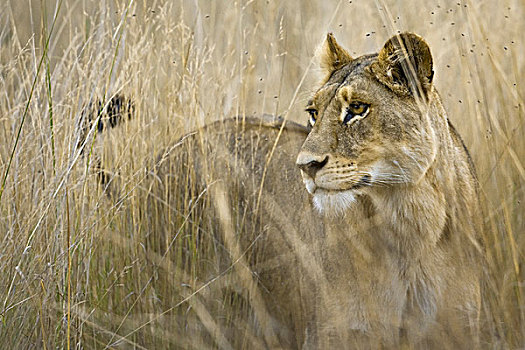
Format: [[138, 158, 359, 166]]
[[100, 33, 483, 348], [293, 32, 483, 347]]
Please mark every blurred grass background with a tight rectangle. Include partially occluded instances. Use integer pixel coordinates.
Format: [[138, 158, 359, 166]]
[[0, 0, 523, 348]]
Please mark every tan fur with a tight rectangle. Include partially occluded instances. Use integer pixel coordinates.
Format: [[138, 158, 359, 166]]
[[296, 33, 483, 346], [136, 33, 483, 349]]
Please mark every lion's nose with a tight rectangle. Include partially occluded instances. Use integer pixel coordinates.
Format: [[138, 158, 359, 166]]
[[296, 153, 329, 179]]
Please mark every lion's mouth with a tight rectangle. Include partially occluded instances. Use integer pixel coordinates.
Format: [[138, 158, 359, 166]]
[[351, 174, 371, 190], [304, 174, 372, 195]]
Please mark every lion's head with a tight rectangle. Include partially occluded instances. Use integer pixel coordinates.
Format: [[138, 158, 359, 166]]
[[297, 32, 439, 214]]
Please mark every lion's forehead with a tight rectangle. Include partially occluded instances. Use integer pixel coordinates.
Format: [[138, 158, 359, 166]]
[[314, 54, 379, 105], [326, 53, 378, 85]]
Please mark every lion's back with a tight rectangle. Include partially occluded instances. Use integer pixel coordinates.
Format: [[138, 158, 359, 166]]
[[142, 116, 323, 348]]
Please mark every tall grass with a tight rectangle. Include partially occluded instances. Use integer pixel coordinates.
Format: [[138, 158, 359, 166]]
[[0, 0, 523, 348]]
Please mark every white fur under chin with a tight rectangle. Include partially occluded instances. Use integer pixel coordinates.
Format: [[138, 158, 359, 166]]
[[312, 190, 356, 216]]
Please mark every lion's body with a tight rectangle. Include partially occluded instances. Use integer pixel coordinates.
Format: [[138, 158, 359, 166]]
[[144, 116, 320, 348], [145, 114, 481, 348], [103, 33, 483, 349], [293, 33, 483, 346]]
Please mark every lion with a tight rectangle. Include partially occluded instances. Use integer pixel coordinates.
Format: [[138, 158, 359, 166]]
[[293, 32, 484, 347], [96, 33, 484, 349]]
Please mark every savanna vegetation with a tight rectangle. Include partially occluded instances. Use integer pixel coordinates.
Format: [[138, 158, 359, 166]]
[[0, 0, 523, 348]]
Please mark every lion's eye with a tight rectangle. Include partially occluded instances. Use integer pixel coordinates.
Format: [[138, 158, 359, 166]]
[[342, 102, 370, 125], [305, 108, 318, 127]]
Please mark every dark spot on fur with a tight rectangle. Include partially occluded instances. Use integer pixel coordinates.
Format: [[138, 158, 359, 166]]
[[358, 194, 376, 219], [352, 174, 371, 190], [438, 214, 452, 246]]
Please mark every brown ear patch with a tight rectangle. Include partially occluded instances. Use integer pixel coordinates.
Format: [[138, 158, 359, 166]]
[[370, 32, 434, 99], [321, 33, 353, 74]]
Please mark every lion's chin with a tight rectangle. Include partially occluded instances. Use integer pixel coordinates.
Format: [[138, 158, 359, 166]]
[[312, 189, 356, 216]]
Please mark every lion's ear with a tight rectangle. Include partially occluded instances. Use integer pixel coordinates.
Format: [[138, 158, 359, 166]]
[[371, 32, 433, 99], [321, 33, 353, 74]]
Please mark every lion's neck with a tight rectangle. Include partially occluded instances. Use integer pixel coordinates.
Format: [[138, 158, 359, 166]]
[[367, 147, 456, 311]]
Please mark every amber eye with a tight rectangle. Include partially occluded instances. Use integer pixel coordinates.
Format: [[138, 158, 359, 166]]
[[342, 102, 370, 125], [305, 108, 318, 127]]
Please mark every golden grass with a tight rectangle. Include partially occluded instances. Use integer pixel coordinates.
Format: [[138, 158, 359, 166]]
[[0, 0, 523, 348]]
